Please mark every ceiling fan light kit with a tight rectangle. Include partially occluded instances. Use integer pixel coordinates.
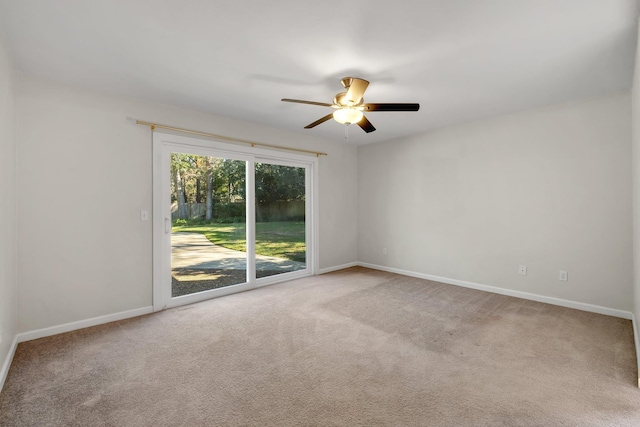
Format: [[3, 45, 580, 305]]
[[332, 107, 363, 125], [282, 77, 419, 134]]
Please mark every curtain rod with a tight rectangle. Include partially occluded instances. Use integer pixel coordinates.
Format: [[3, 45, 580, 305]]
[[133, 119, 328, 157]]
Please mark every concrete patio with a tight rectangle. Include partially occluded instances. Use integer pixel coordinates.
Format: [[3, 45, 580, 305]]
[[171, 232, 305, 275]]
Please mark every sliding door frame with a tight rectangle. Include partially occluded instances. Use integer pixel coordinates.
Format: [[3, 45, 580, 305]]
[[152, 132, 319, 311]]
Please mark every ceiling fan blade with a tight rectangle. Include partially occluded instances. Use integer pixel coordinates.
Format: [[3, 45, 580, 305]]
[[304, 113, 334, 129], [362, 103, 420, 112], [344, 78, 369, 105], [282, 98, 333, 107], [357, 115, 376, 133]]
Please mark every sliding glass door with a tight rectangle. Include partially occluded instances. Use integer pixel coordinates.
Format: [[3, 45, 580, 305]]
[[169, 153, 247, 297], [153, 133, 316, 310], [254, 161, 307, 280]]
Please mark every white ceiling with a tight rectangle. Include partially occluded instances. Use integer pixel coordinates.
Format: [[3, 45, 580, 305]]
[[1, 0, 638, 145]]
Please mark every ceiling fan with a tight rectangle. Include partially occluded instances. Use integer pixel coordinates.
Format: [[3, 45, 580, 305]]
[[281, 77, 419, 133]]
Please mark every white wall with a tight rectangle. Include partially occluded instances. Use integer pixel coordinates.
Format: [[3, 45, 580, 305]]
[[11, 64, 635, 338], [0, 30, 17, 386], [16, 74, 358, 333], [631, 16, 640, 385], [359, 93, 633, 311]]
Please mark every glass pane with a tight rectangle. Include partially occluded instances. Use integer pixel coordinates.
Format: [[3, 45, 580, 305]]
[[170, 154, 247, 297], [255, 162, 306, 278]]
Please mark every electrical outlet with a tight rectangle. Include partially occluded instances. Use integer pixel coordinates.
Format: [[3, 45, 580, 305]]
[[559, 270, 568, 281], [140, 210, 149, 221], [382, 247, 387, 255], [518, 265, 527, 276]]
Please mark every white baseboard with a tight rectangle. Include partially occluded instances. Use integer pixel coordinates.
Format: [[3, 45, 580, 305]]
[[358, 262, 633, 320], [16, 306, 154, 344], [317, 262, 358, 275], [0, 335, 18, 393], [633, 314, 640, 389]]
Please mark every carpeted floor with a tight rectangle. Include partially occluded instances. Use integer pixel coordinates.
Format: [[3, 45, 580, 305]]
[[1, 266, 640, 426]]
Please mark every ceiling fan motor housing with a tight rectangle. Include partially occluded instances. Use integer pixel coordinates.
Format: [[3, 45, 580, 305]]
[[334, 91, 364, 107]]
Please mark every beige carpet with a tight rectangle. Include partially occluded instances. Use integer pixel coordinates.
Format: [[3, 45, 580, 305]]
[[1, 267, 639, 426]]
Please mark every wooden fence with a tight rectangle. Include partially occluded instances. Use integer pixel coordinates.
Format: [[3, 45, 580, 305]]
[[172, 201, 304, 221]]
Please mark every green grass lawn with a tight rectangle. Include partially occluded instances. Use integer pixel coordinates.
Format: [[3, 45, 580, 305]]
[[172, 220, 306, 263]]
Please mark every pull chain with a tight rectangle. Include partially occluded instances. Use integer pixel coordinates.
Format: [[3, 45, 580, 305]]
[[344, 123, 349, 141]]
